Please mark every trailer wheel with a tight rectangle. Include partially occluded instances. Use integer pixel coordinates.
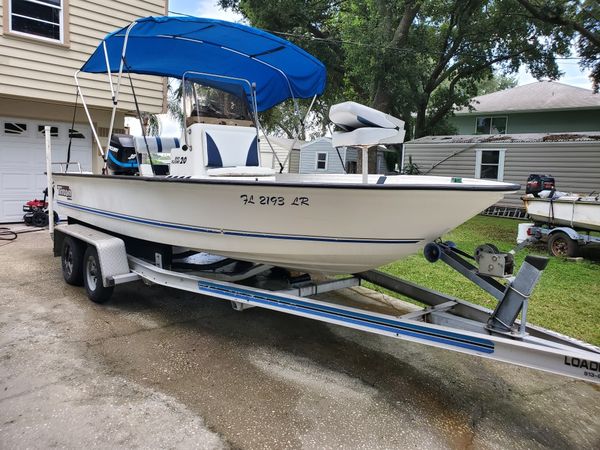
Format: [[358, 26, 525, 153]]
[[548, 232, 580, 257], [83, 246, 114, 303], [61, 236, 84, 286]]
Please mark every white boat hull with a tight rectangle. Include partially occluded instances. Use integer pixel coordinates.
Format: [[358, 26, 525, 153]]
[[54, 173, 516, 273], [524, 196, 600, 232]]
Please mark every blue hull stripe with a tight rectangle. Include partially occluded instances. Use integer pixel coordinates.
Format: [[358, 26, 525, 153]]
[[57, 201, 422, 245], [197, 279, 495, 354]]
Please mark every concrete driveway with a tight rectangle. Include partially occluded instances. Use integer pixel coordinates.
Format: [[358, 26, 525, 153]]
[[1, 230, 599, 449]]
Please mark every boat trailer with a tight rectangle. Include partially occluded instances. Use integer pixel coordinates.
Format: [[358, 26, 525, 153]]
[[518, 222, 600, 258], [53, 223, 600, 384]]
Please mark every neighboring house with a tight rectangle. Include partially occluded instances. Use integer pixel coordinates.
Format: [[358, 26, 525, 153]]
[[0, 0, 166, 222], [259, 133, 304, 173], [299, 137, 391, 174], [450, 81, 600, 135], [403, 132, 600, 209]]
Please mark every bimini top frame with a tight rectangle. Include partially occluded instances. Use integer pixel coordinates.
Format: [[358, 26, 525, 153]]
[[74, 15, 326, 167], [80, 15, 326, 112]]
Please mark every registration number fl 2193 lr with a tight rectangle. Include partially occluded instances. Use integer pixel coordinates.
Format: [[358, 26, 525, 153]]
[[240, 194, 309, 207]]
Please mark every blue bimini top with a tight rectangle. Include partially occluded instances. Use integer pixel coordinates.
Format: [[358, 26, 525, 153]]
[[81, 16, 327, 112]]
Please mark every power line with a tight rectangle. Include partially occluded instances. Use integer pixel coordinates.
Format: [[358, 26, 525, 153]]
[[167, 9, 412, 52], [167, 10, 592, 60]]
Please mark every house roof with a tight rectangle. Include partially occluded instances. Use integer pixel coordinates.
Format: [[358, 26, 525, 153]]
[[300, 136, 332, 149], [406, 131, 600, 145], [455, 81, 600, 115]]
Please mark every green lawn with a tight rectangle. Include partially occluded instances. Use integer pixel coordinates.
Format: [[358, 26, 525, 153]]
[[368, 215, 600, 346]]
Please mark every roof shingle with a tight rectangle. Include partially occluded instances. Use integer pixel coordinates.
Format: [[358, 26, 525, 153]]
[[455, 81, 600, 115]]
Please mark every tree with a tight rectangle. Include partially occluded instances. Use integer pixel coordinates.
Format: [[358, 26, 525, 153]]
[[220, 0, 574, 138], [474, 74, 518, 96], [167, 79, 184, 129], [141, 112, 160, 136], [341, 0, 570, 137], [219, 0, 346, 135], [516, 0, 600, 92]]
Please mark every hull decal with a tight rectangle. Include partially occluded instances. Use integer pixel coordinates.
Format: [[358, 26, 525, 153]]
[[57, 201, 423, 245], [198, 280, 495, 354]]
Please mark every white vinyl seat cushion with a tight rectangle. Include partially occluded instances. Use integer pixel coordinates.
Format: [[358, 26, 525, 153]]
[[133, 136, 180, 153], [329, 101, 405, 130], [331, 127, 406, 147]]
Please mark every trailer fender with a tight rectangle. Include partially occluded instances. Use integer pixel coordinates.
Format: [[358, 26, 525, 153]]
[[53, 224, 130, 287], [547, 226, 581, 241]]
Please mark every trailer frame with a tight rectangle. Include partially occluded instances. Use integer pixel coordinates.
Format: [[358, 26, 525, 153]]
[[521, 222, 600, 257], [52, 223, 600, 384]]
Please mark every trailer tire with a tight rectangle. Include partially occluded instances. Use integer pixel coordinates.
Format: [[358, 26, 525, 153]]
[[83, 246, 114, 303], [548, 232, 579, 257], [61, 236, 84, 286]]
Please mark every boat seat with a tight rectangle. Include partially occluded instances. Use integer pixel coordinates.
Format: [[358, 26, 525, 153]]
[[133, 136, 180, 153], [329, 101, 404, 131], [133, 137, 179, 177], [203, 126, 259, 168], [329, 101, 406, 148], [332, 127, 406, 147]]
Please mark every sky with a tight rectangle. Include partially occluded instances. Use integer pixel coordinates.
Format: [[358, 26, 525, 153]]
[[126, 0, 594, 135]]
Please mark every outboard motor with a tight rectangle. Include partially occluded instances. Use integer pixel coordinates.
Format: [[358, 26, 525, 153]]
[[107, 134, 138, 175], [526, 174, 555, 197]]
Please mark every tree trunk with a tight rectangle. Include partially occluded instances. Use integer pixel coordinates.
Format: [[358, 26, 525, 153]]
[[414, 96, 429, 138], [370, 1, 421, 113]]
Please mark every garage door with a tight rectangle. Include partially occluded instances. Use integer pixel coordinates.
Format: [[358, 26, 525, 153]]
[[0, 118, 93, 223]]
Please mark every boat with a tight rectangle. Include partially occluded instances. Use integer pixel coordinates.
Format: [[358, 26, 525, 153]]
[[52, 16, 519, 274], [524, 192, 600, 232]]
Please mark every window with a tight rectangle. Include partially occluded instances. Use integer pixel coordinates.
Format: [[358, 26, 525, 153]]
[[4, 122, 27, 135], [38, 125, 58, 137], [475, 116, 507, 135], [475, 149, 505, 181], [316, 152, 327, 170], [9, 0, 63, 43], [68, 128, 85, 139]]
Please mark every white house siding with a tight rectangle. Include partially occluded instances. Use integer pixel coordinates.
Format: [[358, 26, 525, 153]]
[[404, 141, 600, 208], [0, 0, 166, 113], [259, 136, 289, 171], [289, 149, 300, 173], [346, 147, 358, 162], [299, 138, 347, 174]]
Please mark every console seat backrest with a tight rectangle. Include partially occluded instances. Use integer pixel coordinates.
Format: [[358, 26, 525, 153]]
[[133, 136, 180, 153], [202, 125, 259, 168]]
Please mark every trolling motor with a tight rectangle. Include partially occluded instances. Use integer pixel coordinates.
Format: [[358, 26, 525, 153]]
[[23, 188, 59, 227]]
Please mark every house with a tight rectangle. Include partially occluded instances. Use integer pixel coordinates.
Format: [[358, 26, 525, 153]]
[[299, 137, 391, 174], [403, 132, 600, 210], [450, 81, 600, 135], [0, 0, 167, 222], [259, 133, 304, 173]]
